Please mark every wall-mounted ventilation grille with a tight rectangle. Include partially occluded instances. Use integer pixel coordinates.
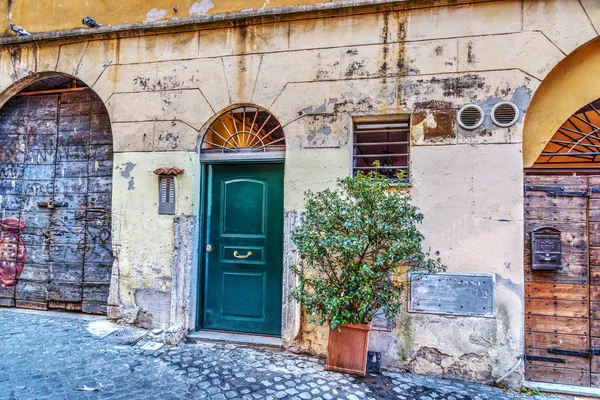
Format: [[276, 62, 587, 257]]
[[457, 105, 484, 130], [491, 101, 519, 127], [158, 176, 176, 215]]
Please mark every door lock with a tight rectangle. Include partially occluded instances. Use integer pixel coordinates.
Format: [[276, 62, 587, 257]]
[[206, 244, 212, 253]]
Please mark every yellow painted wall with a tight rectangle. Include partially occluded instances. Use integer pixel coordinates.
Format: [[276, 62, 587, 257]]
[[5, 0, 600, 388], [523, 36, 600, 167], [3, 0, 329, 35]]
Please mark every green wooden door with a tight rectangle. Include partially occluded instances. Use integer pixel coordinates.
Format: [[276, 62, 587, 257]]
[[202, 163, 284, 336]]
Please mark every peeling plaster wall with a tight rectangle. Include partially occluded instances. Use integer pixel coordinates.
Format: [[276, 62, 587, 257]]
[[108, 152, 199, 329], [1, 0, 599, 388]]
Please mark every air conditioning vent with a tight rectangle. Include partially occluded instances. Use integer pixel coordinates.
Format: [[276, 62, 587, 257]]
[[491, 101, 519, 127], [457, 105, 484, 130]]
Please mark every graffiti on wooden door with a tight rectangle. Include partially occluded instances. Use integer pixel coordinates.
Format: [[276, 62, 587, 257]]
[[0, 79, 114, 314], [0, 217, 26, 288]]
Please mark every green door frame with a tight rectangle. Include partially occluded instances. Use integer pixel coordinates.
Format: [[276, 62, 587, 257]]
[[195, 157, 285, 332]]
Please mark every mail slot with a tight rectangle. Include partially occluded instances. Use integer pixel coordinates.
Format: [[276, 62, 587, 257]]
[[531, 227, 562, 271]]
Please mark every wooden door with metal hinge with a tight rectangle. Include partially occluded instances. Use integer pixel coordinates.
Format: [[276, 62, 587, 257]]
[[524, 175, 600, 387]]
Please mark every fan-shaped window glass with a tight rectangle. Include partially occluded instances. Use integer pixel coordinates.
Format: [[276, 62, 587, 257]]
[[534, 98, 600, 167], [202, 106, 285, 153]]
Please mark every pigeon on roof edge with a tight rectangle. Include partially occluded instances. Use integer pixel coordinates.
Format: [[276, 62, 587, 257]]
[[10, 24, 30, 36], [82, 16, 102, 28]]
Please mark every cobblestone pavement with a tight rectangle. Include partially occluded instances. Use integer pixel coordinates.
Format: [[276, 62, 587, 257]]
[[0, 309, 572, 400]]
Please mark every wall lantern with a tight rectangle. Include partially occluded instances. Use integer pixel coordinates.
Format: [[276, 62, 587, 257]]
[[531, 227, 562, 271], [153, 167, 184, 215]]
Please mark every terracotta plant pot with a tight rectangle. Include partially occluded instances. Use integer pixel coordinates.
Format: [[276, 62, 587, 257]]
[[325, 322, 372, 376]]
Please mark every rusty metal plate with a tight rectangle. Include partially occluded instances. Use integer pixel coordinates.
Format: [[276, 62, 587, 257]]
[[409, 272, 496, 317]]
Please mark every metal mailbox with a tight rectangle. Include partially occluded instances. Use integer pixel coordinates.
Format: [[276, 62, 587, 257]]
[[531, 227, 562, 271]]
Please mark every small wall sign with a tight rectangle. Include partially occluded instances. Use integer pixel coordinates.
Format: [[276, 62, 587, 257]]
[[409, 272, 495, 317]]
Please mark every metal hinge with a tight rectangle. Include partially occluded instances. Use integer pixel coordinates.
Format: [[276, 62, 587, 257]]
[[548, 348, 591, 358], [524, 185, 589, 197], [524, 354, 565, 363], [37, 201, 68, 209], [525, 185, 565, 193], [549, 191, 588, 197]]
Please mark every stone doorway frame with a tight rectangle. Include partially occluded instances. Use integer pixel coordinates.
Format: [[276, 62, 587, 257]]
[[168, 104, 302, 349]]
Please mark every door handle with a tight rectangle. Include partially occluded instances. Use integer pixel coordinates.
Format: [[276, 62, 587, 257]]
[[206, 244, 212, 253], [37, 201, 68, 209], [233, 250, 252, 259]]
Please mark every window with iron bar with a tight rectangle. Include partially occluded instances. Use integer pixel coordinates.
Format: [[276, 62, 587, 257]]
[[353, 117, 411, 182]]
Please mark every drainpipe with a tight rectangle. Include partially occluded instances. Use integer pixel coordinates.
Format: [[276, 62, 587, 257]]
[[495, 357, 523, 384]]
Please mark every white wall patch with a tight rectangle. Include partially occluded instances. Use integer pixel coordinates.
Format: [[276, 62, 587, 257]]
[[189, 0, 215, 16], [146, 8, 168, 22]]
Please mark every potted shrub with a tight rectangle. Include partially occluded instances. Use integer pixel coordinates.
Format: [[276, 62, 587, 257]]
[[291, 169, 445, 376]]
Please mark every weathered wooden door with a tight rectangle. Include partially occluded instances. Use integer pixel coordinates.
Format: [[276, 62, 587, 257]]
[[524, 175, 600, 386], [201, 163, 284, 336], [0, 89, 113, 314]]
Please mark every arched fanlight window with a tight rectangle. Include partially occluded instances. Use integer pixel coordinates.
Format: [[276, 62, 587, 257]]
[[534, 98, 600, 167], [202, 106, 285, 153]]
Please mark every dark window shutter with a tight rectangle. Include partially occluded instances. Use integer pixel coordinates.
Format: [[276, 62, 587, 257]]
[[158, 176, 176, 215]]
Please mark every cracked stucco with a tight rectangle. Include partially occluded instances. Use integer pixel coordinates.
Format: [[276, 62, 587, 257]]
[[1, 0, 598, 389]]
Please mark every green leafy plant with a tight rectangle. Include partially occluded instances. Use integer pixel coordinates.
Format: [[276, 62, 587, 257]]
[[291, 169, 445, 329], [521, 386, 541, 396]]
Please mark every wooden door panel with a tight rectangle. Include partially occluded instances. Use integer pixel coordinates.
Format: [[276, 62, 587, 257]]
[[525, 273, 587, 284], [590, 319, 600, 337], [525, 265, 587, 284], [587, 176, 600, 186], [526, 365, 590, 386], [202, 163, 284, 336], [590, 267, 600, 286], [525, 349, 590, 371], [590, 373, 600, 387], [525, 220, 587, 232], [0, 90, 113, 314], [525, 283, 588, 300], [524, 175, 592, 385], [525, 299, 588, 318], [525, 332, 588, 351], [592, 286, 600, 302], [590, 248, 600, 265], [590, 302, 600, 320], [525, 315, 588, 335], [525, 192, 587, 208], [589, 209, 600, 221], [526, 175, 588, 186], [590, 228, 600, 246], [524, 207, 586, 223]]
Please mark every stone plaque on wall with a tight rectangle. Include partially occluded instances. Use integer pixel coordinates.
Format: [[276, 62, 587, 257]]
[[408, 273, 495, 317]]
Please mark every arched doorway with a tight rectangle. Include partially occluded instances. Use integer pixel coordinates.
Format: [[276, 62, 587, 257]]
[[197, 105, 285, 336], [524, 97, 600, 387], [0, 75, 113, 314]]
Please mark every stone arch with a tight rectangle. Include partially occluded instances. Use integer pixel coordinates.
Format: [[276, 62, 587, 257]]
[[0, 73, 115, 314], [0, 72, 71, 108], [524, 36, 600, 167]]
